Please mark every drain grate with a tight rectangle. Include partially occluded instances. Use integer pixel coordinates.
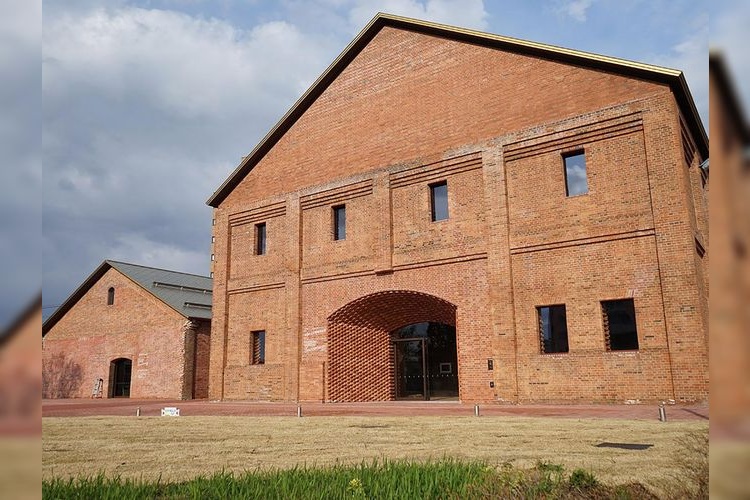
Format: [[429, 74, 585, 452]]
[[595, 442, 653, 450]]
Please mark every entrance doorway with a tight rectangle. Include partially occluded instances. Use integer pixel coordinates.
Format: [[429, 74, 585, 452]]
[[393, 322, 458, 400], [327, 290, 458, 402], [109, 358, 132, 398]]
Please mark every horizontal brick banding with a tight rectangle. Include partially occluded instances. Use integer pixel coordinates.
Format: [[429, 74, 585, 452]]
[[504, 114, 643, 162], [229, 202, 286, 227], [300, 180, 373, 210], [390, 152, 482, 188]]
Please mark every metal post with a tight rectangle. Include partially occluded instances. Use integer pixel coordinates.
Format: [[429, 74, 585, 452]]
[[658, 403, 667, 422], [136, 407, 141, 417], [474, 404, 480, 417], [297, 405, 302, 417]]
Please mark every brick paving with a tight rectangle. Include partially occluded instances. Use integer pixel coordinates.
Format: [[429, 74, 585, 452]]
[[43, 398, 708, 421]]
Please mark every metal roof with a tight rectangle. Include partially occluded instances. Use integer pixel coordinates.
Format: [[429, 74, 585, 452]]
[[42, 260, 212, 335], [107, 261, 213, 320], [206, 12, 708, 208]]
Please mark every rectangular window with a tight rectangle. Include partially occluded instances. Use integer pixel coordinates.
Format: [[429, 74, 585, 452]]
[[430, 181, 449, 221], [255, 223, 266, 255], [602, 299, 639, 351], [537, 305, 569, 353], [563, 151, 588, 196], [333, 205, 346, 241], [251, 330, 265, 365]]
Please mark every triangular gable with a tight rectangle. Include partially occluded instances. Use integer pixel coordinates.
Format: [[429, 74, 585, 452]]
[[207, 12, 708, 208], [42, 261, 212, 335]]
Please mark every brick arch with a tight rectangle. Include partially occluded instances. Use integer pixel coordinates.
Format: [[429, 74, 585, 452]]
[[327, 290, 457, 402]]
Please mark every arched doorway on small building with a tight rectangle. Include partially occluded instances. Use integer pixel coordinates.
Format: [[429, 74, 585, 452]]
[[327, 290, 458, 402], [108, 358, 132, 398]]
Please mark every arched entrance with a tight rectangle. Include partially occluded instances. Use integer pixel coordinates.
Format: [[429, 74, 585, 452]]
[[327, 290, 457, 402], [109, 358, 132, 398]]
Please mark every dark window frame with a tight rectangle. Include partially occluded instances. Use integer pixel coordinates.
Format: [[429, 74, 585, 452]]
[[429, 181, 449, 222], [695, 238, 705, 258], [107, 287, 115, 306], [255, 222, 267, 256], [602, 298, 639, 351], [537, 304, 569, 354], [251, 330, 266, 365], [332, 204, 346, 241], [563, 150, 589, 197]]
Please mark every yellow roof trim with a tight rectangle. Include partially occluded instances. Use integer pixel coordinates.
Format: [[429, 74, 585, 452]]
[[379, 12, 682, 77]]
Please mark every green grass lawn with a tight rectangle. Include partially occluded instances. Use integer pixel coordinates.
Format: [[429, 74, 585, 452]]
[[43, 459, 664, 499]]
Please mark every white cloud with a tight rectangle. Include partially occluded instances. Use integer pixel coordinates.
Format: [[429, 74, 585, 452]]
[[347, 0, 488, 32], [109, 232, 209, 275], [44, 8, 327, 118], [555, 0, 596, 22], [653, 13, 708, 130], [711, 1, 750, 112], [42, 6, 336, 307]]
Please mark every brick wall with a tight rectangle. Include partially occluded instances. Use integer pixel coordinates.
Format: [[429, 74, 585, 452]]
[[192, 319, 211, 399], [43, 268, 196, 399], [209, 28, 708, 403], [0, 302, 42, 432]]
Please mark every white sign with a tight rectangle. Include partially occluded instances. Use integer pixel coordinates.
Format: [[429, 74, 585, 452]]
[[161, 407, 180, 417]]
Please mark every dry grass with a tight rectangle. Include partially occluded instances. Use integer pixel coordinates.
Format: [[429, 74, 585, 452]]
[[710, 440, 750, 499], [43, 416, 706, 491], [0, 437, 41, 500]]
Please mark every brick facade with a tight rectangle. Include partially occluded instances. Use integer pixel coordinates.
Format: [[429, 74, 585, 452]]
[[42, 266, 211, 399], [208, 19, 708, 404], [709, 55, 750, 428]]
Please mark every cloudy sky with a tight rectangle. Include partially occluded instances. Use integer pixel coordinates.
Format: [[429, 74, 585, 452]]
[[28, 0, 721, 322]]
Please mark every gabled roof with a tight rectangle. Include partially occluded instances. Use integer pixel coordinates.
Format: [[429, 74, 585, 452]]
[[42, 260, 212, 335], [207, 12, 709, 208]]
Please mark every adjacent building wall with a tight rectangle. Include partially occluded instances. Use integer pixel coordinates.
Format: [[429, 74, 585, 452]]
[[43, 268, 195, 399]]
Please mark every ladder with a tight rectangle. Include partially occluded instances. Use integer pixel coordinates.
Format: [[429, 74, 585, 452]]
[[91, 378, 103, 398]]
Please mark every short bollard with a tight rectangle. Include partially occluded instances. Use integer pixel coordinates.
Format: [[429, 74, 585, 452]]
[[658, 403, 667, 422], [136, 407, 141, 417], [297, 405, 302, 417], [474, 404, 480, 417]]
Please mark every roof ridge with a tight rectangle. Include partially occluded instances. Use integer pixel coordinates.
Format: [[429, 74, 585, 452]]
[[106, 259, 212, 280], [375, 12, 682, 75]]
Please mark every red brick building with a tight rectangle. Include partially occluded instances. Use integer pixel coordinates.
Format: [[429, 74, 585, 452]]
[[207, 14, 708, 404], [42, 261, 211, 399], [709, 54, 749, 429], [0, 295, 42, 433]]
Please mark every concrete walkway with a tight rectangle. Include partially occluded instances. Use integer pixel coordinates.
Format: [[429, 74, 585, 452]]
[[43, 398, 709, 421]]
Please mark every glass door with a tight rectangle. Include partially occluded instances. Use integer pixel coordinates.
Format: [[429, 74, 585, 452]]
[[394, 339, 427, 400]]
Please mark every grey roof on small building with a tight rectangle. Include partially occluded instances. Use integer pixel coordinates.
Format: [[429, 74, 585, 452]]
[[42, 260, 212, 335], [107, 261, 213, 320]]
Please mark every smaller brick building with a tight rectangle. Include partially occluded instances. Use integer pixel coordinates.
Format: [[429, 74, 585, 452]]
[[42, 261, 212, 399]]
